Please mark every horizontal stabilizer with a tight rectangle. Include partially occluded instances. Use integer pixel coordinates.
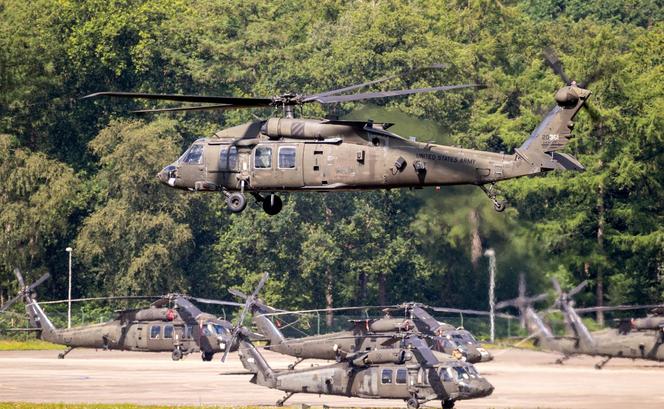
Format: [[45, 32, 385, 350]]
[[552, 152, 585, 171]]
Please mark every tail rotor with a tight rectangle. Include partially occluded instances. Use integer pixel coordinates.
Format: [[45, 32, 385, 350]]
[[1, 269, 50, 312]]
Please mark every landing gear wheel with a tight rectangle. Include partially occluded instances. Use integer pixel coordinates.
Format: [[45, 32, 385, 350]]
[[494, 200, 506, 212], [276, 400, 284, 407], [406, 397, 420, 409], [172, 348, 183, 361], [58, 353, 65, 359], [262, 194, 282, 215], [226, 192, 247, 213], [442, 400, 455, 409], [201, 351, 214, 362]]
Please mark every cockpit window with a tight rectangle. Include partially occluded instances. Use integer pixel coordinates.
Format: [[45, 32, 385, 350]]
[[439, 368, 453, 382], [254, 146, 272, 169], [278, 147, 296, 169], [466, 365, 479, 378], [453, 367, 470, 381], [213, 324, 226, 335], [220, 146, 238, 171], [183, 144, 204, 164]]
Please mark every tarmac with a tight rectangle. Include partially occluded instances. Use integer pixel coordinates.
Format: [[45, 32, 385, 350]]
[[0, 347, 663, 408]]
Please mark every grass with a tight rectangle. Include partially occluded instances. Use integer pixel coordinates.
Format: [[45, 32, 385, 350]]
[[0, 339, 62, 351]]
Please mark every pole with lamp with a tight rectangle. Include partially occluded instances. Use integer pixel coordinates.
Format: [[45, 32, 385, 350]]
[[66, 247, 72, 329], [484, 248, 496, 344]]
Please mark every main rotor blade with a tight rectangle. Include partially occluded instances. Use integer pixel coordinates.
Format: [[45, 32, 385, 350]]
[[527, 293, 549, 304], [495, 299, 519, 310], [260, 305, 395, 317], [228, 288, 249, 301], [82, 92, 273, 107], [188, 297, 244, 308], [39, 295, 159, 305], [310, 84, 485, 104], [131, 104, 244, 114], [543, 47, 571, 85], [427, 306, 516, 320], [303, 64, 446, 101], [575, 304, 664, 314]]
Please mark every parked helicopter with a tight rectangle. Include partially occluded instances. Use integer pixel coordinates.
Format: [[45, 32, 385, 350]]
[[221, 273, 493, 408], [497, 275, 664, 369], [84, 64, 590, 215], [0, 269, 251, 361], [234, 295, 494, 366]]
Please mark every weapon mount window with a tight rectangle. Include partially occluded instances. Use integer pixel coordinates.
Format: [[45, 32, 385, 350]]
[[220, 146, 238, 171], [254, 146, 272, 169], [150, 325, 161, 339], [381, 368, 393, 384], [278, 146, 296, 169], [395, 368, 407, 384], [163, 325, 174, 339], [183, 144, 204, 164]]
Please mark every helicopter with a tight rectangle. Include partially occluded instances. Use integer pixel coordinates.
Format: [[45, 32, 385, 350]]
[[220, 273, 493, 409], [0, 268, 253, 361], [84, 63, 590, 215], [497, 275, 664, 369], [233, 295, 494, 367]]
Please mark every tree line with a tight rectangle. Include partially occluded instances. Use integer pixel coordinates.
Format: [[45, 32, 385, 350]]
[[0, 0, 661, 325]]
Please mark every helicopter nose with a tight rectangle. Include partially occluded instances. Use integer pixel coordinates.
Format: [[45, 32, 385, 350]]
[[157, 164, 177, 186], [459, 378, 494, 399]]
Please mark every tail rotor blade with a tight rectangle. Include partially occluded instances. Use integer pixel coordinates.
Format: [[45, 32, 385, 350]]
[[27, 273, 50, 293], [14, 268, 25, 288], [568, 280, 588, 298], [551, 278, 562, 295], [0, 294, 22, 312]]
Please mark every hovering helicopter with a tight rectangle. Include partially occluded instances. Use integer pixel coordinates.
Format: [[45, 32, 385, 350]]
[[84, 63, 590, 215], [220, 274, 493, 409], [0, 268, 251, 361], [235, 296, 494, 367], [497, 275, 664, 369]]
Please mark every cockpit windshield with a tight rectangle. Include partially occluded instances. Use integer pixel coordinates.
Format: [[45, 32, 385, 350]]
[[180, 144, 204, 164], [453, 366, 471, 381], [451, 332, 477, 345]]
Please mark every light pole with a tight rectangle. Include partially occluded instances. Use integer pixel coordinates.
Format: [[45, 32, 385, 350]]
[[66, 247, 72, 329], [484, 248, 496, 343]]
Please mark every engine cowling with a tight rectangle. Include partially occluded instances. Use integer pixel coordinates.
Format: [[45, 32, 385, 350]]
[[351, 349, 412, 367]]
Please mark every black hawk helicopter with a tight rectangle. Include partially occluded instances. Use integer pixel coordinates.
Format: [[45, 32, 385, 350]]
[[220, 273, 494, 409], [230, 294, 495, 367], [497, 275, 664, 369], [84, 62, 591, 215], [0, 268, 255, 361]]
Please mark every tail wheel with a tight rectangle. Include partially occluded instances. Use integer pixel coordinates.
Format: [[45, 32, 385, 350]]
[[226, 193, 247, 213], [262, 194, 283, 215]]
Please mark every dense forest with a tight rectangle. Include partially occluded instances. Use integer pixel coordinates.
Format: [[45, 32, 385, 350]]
[[0, 0, 662, 328]]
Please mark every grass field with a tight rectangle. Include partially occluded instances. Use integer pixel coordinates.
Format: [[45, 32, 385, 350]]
[[0, 339, 62, 351]]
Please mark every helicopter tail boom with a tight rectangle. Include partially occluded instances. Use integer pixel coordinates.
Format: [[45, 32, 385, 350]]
[[516, 85, 590, 172], [237, 334, 277, 388]]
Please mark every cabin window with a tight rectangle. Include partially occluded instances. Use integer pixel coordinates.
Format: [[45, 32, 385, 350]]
[[220, 146, 238, 170], [395, 368, 407, 384], [381, 368, 393, 384], [184, 325, 194, 339], [183, 144, 204, 164], [149, 325, 161, 339], [278, 147, 296, 169], [254, 146, 272, 169], [163, 325, 174, 339]]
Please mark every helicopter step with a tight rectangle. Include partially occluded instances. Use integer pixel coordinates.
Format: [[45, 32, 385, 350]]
[[58, 346, 75, 359], [479, 183, 507, 212], [276, 392, 296, 407], [595, 356, 612, 370]]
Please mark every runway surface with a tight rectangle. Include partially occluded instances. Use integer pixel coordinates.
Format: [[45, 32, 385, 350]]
[[1, 347, 663, 408]]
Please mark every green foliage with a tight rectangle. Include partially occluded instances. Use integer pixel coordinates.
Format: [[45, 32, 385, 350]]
[[0, 1, 661, 323]]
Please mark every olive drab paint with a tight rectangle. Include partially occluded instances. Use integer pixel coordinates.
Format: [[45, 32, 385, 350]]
[[154, 84, 590, 215]]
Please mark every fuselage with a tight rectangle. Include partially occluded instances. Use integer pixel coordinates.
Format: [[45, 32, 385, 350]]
[[157, 119, 537, 193]]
